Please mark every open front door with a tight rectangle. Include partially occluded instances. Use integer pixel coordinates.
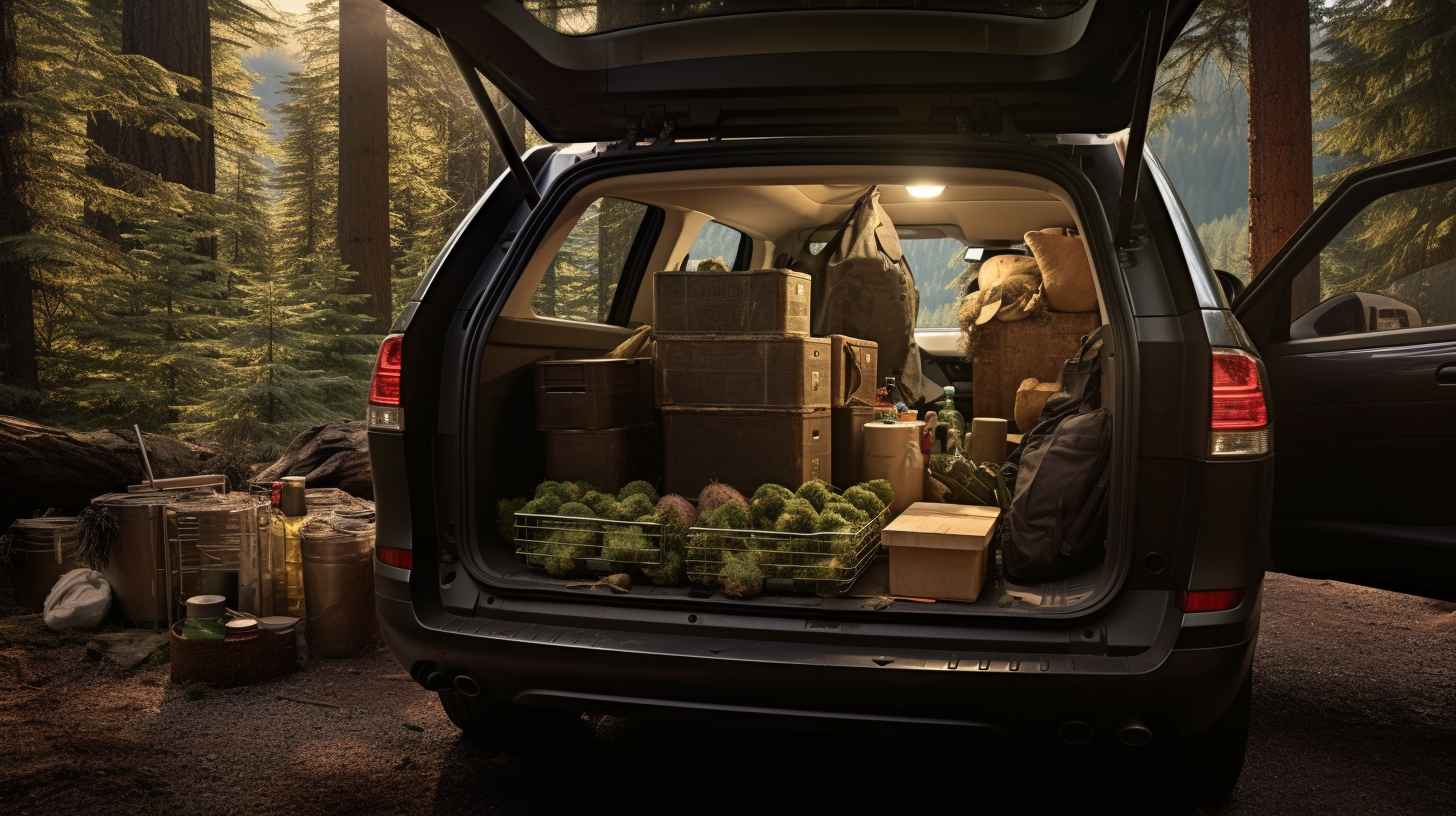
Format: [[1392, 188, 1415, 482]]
[[1234, 147, 1456, 598]]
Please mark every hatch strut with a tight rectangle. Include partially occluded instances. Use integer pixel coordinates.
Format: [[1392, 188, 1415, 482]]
[[442, 35, 541, 208], [1114, 0, 1169, 248]]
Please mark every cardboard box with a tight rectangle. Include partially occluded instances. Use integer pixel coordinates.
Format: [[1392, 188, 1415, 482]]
[[544, 423, 659, 492], [655, 335, 830, 410], [654, 268, 811, 336], [971, 310, 1099, 426], [534, 357, 655, 430], [661, 408, 830, 497], [829, 335, 878, 407], [883, 502, 1000, 602]]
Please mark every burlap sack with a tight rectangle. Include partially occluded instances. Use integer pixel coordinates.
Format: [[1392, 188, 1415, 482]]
[[1024, 228, 1097, 313], [1014, 377, 1061, 432], [977, 253, 1040, 290]]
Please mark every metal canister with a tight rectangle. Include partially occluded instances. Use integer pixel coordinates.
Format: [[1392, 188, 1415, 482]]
[[280, 477, 307, 517], [90, 492, 177, 627], [2, 517, 82, 611], [300, 514, 376, 658]]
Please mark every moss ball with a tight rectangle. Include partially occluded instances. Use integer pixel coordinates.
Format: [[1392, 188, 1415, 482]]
[[719, 551, 764, 599], [520, 495, 562, 515], [794, 479, 834, 512], [749, 484, 793, 530], [860, 479, 895, 509], [603, 525, 652, 568], [644, 549, 685, 586], [654, 494, 698, 528], [497, 497, 528, 542], [816, 510, 852, 534], [614, 493, 655, 521], [535, 480, 581, 502], [842, 485, 886, 519], [617, 480, 659, 504], [580, 490, 619, 517], [570, 480, 596, 496], [544, 543, 580, 577], [698, 482, 748, 516], [774, 498, 819, 534], [703, 502, 750, 531], [823, 500, 868, 527], [557, 501, 595, 519]]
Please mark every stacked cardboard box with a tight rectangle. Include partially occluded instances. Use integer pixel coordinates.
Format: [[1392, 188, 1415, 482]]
[[654, 269, 835, 496], [533, 357, 658, 492]]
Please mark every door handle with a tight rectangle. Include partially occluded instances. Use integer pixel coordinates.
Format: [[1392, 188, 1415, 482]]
[[1438, 363, 1456, 385]]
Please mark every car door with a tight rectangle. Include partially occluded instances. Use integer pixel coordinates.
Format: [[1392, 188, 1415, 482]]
[[1234, 147, 1456, 599]]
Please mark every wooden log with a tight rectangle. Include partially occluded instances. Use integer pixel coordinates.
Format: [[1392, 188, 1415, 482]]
[[0, 415, 215, 527], [252, 421, 372, 500]]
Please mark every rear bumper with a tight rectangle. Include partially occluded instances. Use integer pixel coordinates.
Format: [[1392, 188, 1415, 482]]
[[376, 573, 1256, 738]]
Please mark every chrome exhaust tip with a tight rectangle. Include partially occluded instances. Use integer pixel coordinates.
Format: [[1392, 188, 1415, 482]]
[[1117, 720, 1153, 747], [453, 673, 482, 698]]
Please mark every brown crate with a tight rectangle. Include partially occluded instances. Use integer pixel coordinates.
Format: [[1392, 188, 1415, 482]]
[[534, 357, 655, 430], [655, 336, 830, 410], [654, 268, 810, 336], [829, 335, 878, 407], [884, 502, 999, 602], [970, 311, 1100, 429], [544, 424, 659, 493], [662, 408, 830, 497], [832, 404, 876, 488]]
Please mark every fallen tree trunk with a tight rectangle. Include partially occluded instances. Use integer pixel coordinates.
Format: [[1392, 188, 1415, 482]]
[[253, 421, 372, 500], [0, 415, 216, 528]]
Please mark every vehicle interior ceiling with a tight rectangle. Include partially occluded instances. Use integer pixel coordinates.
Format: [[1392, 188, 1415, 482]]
[[475, 164, 1115, 615]]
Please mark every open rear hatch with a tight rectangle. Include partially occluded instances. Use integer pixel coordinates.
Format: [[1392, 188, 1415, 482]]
[[386, 0, 1198, 142]]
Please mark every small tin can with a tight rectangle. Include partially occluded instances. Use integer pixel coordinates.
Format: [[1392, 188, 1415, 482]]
[[280, 477, 307, 517], [224, 618, 260, 642]]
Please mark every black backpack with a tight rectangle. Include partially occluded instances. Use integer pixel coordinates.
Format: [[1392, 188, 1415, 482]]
[[1002, 328, 1111, 583]]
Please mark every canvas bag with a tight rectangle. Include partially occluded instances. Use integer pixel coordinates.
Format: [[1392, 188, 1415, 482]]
[[797, 187, 931, 402], [1002, 327, 1110, 582]]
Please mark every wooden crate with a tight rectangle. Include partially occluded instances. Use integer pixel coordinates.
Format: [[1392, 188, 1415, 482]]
[[970, 311, 1100, 430]]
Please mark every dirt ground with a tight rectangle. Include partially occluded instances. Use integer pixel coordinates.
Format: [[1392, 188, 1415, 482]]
[[1, 572, 1452, 815]]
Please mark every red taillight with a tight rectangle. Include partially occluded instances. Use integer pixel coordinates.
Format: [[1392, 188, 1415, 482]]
[[377, 546, 412, 570], [368, 334, 404, 430], [1209, 348, 1269, 456], [1179, 589, 1245, 613]]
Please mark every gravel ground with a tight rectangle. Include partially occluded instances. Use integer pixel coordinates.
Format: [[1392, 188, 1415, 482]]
[[1, 572, 1452, 815]]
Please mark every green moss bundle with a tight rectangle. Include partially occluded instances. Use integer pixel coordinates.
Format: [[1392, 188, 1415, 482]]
[[544, 544, 580, 577], [842, 485, 886, 519], [520, 495, 562, 516], [698, 482, 748, 516], [617, 480, 659, 505], [823, 499, 868, 528], [749, 483, 794, 530], [581, 490, 620, 518], [557, 501, 595, 519], [603, 525, 654, 569], [719, 551, 764, 599], [535, 480, 582, 503], [774, 498, 819, 534], [702, 502, 750, 532], [614, 493, 655, 521], [497, 497, 528, 542], [860, 479, 895, 509], [816, 510, 852, 534], [794, 479, 834, 512], [686, 503, 749, 583], [644, 549, 685, 586]]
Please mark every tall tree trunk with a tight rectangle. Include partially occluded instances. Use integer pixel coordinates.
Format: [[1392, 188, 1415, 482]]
[[338, 0, 391, 332], [86, 0, 216, 255], [0, 0, 39, 391], [1248, 0, 1315, 312]]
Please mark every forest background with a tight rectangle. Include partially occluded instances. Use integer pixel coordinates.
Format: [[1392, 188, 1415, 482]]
[[1, 0, 1451, 457]]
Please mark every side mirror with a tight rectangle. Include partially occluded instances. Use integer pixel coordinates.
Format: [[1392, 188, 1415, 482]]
[[1214, 269, 1246, 303]]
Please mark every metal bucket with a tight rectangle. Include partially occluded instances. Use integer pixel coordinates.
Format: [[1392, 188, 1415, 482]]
[[166, 492, 268, 613], [3, 517, 82, 611], [89, 492, 176, 627], [300, 513, 376, 658]]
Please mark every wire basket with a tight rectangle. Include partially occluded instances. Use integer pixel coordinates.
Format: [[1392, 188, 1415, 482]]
[[685, 505, 887, 596], [514, 512, 668, 577]]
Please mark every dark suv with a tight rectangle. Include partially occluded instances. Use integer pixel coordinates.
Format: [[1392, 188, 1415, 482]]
[[367, 1, 1456, 805]]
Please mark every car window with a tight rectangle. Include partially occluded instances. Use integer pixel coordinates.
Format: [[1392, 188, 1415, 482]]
[[1290, 177, 1456, 338], [903, 236, 974, 329], [683, 221, 749, 271], [532, 197, 650, 323]]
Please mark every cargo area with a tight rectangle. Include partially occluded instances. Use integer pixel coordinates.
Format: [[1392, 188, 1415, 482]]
[[468, 165, 1122, 618]]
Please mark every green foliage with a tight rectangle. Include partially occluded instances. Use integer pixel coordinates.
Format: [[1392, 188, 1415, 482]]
[[718, 551, 764, 599], [617, 480, 658, 504], [794, 479, 833, 512]]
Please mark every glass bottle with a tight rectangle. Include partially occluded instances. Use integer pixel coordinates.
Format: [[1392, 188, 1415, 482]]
[[937, 385, 966, 454]]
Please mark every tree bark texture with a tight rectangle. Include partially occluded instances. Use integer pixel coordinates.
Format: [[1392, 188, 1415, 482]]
[[338, 0, 391, 332], [0, 0, 38, 390], [1248, 0, 1316, 312], [252, 421, 372, 500], [86, 0, 216, 253], [0, 415, 216, 529]]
